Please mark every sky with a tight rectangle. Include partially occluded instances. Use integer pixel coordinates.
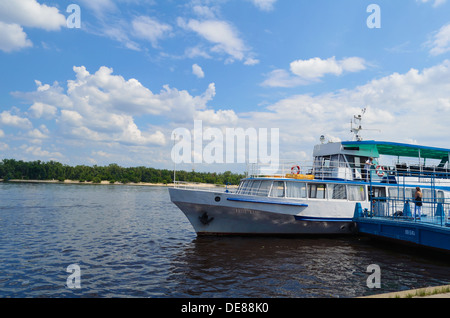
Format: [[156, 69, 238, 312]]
[[0, 0, 450, 173]]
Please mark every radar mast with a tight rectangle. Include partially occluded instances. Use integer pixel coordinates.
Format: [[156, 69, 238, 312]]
[[350, 108, 366, 141]]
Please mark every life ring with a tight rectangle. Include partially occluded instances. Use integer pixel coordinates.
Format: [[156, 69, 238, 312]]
[[291, 165, 301, 174], [376, 165, 385, 177]]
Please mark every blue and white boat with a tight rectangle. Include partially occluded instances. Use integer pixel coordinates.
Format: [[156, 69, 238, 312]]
[[169, 114, 450, 236]]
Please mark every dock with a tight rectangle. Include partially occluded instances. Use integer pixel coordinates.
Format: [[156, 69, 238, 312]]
[[353, 201, 450, 252], [361, 284, 450, 298]]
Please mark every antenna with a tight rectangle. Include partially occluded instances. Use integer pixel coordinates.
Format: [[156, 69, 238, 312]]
[[350, 108, 366, 141], [350, 107, 381, 141]]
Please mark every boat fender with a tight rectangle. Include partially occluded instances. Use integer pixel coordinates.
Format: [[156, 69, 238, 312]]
[[291, 165, 301, 174]]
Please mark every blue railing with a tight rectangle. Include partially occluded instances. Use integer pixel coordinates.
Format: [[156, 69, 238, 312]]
[[365, 197, 450, 227]]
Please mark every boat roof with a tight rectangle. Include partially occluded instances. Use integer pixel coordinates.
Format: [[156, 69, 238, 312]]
[[341, 140, 450, 160]]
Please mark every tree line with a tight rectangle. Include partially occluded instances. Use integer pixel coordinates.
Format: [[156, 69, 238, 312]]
[[0, 159, 245, 185]]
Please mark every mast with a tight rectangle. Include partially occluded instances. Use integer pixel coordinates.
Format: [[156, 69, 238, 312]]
[[350, 108, 366, 141]]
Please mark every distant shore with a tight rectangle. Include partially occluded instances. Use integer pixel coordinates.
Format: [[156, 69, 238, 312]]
[[0, 178, 237, 188]]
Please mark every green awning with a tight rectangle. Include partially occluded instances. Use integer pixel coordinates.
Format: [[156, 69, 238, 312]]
[[342, 141, 450, 160]]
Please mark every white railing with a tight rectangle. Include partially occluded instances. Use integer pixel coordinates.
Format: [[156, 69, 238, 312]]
[[173, 181, 236, 193], [247, 160, 450, 185]]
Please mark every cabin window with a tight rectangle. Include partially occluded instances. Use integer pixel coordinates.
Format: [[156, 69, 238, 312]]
[[388, 187, 404, 200], [258, 180, 272, 197], [348, 185, 366, 201], [242, 180, 253, 195], [237, 180, 246, 194], [286, 182, 307, 198], [238, 180, 273, 196], [423, 189, 432, 202], [438, 190, 445, 203], [328, 184, 347, 200], [270, 181, 285, 198], [308, 183, 326, 199], [248, 180, 261, 196], [422, 189, 443, 203]]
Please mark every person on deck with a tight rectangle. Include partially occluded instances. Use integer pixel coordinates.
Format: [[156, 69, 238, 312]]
[[414, 187, 423, 219], [364, 157, 374, 182]]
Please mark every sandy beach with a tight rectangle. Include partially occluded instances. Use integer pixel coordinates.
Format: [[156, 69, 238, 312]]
[[2, 179, 237, 188]]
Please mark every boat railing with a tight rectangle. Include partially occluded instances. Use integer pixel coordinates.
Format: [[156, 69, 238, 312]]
[[247, 160, 352, 180], [248, 160, 450, 184], [173, 181, 236, 193], [368, 196, 450, 227]]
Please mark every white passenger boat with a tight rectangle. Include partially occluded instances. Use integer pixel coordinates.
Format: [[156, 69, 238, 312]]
[[169, 114, 450, 236]]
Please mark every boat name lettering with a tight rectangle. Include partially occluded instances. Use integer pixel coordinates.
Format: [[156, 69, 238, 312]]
[[235, 208, 256, 214], [405, 229, 415, 236]]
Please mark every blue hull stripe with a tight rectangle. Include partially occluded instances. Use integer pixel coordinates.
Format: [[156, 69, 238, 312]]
[[227, 197, 308, 207], [295, 216, 353, 222]]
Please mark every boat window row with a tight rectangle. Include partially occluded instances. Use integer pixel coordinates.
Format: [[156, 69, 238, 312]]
[[237, 179, 366, 201]]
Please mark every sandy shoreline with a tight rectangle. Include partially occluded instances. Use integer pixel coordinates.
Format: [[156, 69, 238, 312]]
[[1, 178, 237, 188]]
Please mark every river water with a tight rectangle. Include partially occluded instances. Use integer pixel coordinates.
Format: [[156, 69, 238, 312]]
[[0, 182, 449, 298]]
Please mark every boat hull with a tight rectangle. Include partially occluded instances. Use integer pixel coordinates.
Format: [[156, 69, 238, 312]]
[[169, 187, 357, 236]]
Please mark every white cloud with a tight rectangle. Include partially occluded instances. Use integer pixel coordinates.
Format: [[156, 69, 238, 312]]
[[15, 66, 221, 148], [8, 60, 450, 168], [428, 23, 450, 56], [28, 102, 57, 119], [178, 17, 257, 65], [0, 22, 32, 52], [263, 56, 367, 87], [22, 145, 63, 159], [249, 0, 277, 11], [192, 64, 205, 78], [290, 56, 367, 80], [416, 0, 447, 7], [0, 142, 9, 151], [192, 5, 218, 19], [28, 126, 49, 140], [132, 16, 173, 48], [185, 46, 212, 59], [261, 69, 309, 88], [195, 109, 238, 125], [102, 23, 141, 51], [77, 0, 117, 15], [0, 0, 66, 52], [252, 60, 450, 158], [0, 0, 66, 31], [0, 110, 32, 129]]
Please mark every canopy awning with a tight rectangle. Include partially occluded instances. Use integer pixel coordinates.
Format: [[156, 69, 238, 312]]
[[341, 140, 450, 161]]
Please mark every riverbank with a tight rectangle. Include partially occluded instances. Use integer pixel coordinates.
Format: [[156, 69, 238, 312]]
[[1, 178, 237, 188], [361, 284, 450, 298]]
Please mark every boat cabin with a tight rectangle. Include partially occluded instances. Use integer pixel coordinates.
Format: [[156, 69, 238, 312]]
[[312, 140, 450, 183]]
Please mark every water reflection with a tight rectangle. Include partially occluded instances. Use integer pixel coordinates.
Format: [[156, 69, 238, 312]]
[[169, 236, 450, 298]]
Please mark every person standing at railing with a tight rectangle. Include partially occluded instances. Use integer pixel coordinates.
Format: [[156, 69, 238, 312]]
[[414, 187, 423, 219], [364, 157, 374, 182]]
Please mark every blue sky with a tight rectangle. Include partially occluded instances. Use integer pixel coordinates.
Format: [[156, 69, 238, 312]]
[[0, 0, 450, 172]]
